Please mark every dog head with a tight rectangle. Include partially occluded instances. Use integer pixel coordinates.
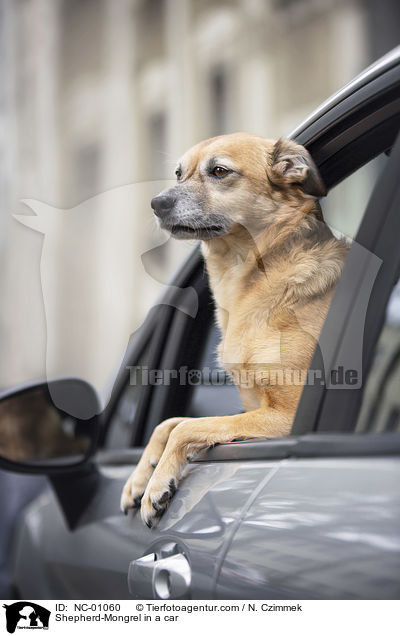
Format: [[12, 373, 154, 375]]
[[151, 132, 326, 240]]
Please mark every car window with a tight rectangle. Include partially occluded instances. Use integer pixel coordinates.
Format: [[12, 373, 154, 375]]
[[355, 275, 400, 433], [186, 324, 244, 418], [105, 152, 390, 444], [105, 362, 147, 449]]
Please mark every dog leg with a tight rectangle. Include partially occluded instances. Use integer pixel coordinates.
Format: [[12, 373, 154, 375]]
[[140, 408, 292, 527], [120, 416, 192, 513]]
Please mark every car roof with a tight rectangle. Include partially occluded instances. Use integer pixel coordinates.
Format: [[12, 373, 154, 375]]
[[289, 45, 400, 139]]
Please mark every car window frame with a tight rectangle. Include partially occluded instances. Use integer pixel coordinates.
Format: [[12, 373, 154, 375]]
[[103, 60, 400, 450]]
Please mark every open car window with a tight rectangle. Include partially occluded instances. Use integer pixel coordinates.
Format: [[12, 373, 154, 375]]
[[104, 110, 400, 449], [104, 142, 398, 448]]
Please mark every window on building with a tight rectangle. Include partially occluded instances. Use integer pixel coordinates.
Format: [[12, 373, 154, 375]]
[[148, 112, 167, 180], [209, 66, 231, 136], [74, 142, 101, 202]]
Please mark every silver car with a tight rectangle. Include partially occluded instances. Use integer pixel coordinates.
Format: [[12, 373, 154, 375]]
[[1, 48, 400, 600]]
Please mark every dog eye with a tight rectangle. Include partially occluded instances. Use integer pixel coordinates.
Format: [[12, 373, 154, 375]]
[[212, 166, 230, 178], [175, 168, 182, 180]]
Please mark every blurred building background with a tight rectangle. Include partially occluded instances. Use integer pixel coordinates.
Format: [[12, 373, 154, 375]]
[[0, 0, 399, 401]]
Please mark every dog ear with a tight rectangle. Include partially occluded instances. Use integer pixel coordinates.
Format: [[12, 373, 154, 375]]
[[269, 138, 326, 197]]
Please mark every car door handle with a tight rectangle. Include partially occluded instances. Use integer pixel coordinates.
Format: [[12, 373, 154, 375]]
[[128, 553, 191, 599]]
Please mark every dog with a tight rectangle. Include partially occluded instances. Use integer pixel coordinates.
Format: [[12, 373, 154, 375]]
[[121, 132, 348, 527]]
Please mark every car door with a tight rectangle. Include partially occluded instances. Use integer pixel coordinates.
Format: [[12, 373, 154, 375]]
[[11, 61, 400, 600], [216, 131, 400, 599]]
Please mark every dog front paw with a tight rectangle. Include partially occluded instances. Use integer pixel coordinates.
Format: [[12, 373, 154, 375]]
[[120, 417, 189, 515], [140, 476, 178, 528], [120, 469, 151, 514]]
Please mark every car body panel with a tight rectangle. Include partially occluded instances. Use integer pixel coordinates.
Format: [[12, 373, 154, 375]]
[[13, 461, 277, 599], [12, 456, 400, 599], [216, 458, 400, 600]]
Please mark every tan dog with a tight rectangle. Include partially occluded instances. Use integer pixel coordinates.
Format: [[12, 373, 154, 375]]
[[121, 132, 348, 527]]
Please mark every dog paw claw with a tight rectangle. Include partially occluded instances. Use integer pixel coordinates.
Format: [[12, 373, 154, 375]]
[[140, 476, 179, 527], [158, 490, 171, 505], [133, 495, 143, 508]]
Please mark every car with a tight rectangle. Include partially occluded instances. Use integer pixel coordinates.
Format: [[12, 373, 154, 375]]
[[1, 46, 400, 600]]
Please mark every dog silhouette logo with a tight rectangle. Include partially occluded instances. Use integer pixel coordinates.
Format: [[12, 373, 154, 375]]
[[2, 602, 50, 633], [14, 182, 198, 417]]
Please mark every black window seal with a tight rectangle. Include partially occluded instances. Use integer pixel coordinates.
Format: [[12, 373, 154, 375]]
[[96, 432, 400, 466], [192, 432, 400, 462], [290, 47, 400, 140], [295, 64, 400, 153]]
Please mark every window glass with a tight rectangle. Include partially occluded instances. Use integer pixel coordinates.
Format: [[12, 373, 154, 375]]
[[322, 153, 388, 240], [105, 341, 152, 449], [356, 276, 400, 433]]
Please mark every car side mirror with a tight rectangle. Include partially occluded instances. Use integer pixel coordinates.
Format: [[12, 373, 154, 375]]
[[0, 378, 101, 474]]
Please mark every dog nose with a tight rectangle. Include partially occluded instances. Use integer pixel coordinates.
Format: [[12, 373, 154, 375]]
[[151, 194, 175, 217]]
